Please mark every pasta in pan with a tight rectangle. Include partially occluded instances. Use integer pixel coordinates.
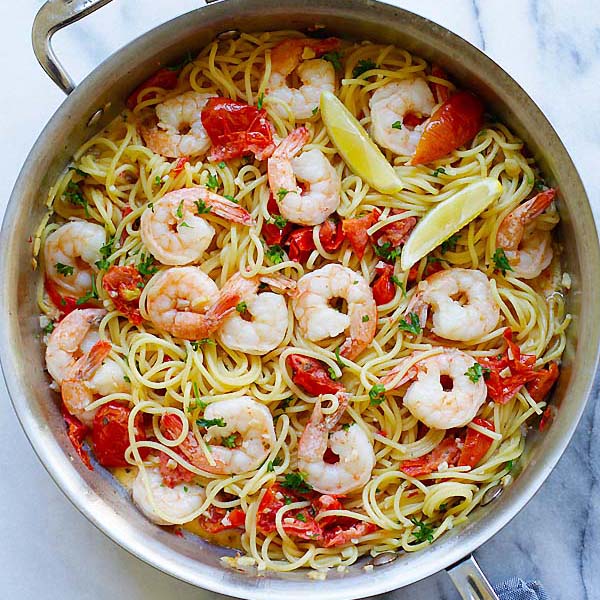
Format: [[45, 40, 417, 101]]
[[34, 30, 569, 573]]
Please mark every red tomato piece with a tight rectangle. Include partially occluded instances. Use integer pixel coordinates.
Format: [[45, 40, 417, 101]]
[[261, 193, 294, 245], [319, 218, 345, 252], [403, 113, 427, 128], [61, 404, 93, 470], [45, 277, 90, 317], [159, 450, 196, 488], [527, 362, 559, 402], [458, 418, 495, 468], [126, 68, 179, 110], [430, 65, 451, 103], [286, 354, 345, 396], [374, 212, 417, 248], [400, 436, 461, 477], [91, 401, 147, 468], [539, 405, 556, 432], [312, 494, 343, 529], [341, 209, 381, 260], [201, 97, 275, 162], [287, 227, 316, 263], [410, 91, 484, 165], [170, 157, 189, 177], [407, 258, 444, 284], [198, 506, 246, 533], [102, 265, 144, 325], [321, 521, 378, 548], [372, 262, 396, 306]]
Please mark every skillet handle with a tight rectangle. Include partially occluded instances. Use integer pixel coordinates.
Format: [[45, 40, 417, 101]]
[[32, 0, 115, 95], [446, 554, 500, 600]]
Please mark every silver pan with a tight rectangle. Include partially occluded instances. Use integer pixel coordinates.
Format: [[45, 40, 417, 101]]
[[2, 1, 599, 599]]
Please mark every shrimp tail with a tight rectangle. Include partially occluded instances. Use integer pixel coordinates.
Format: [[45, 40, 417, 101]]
[[272, 126, 310, 159], [380, 358, 419, 389], [204, 191, 255, 226], [71, 340, 112, 380], [259, 273, 297, 295]]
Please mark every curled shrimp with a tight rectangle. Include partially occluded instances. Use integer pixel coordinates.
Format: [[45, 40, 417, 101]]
[[132, 466, 206, 525], [406, 268, 500, 342], [140, 187, 254, 266], [44, 221, 106, 297], [369, 79, 436, 156], [218, 272, 296, 355], [144, 266, 242, 340], [161, 397, 276, 474], [140, 91, 215, 158], [496, 189, 556, 279], [297, 394, 376, 494], [381, 349, 487, 429], [266, 37, 339, 120], [292, 264, 377, 360], [267, 127, 340, 226]]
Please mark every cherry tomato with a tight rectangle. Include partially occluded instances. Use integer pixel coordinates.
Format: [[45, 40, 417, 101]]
[[287, 228, 316, 263], [539, 405, 556, 432], [402, 113, 427, 128], [159, 450, 196, 488], [400, 436, 461, 477], [458, 418, 495, 468], [198, 506, 246, 533], [341, 209, 380, 259], [286, 354, 345, 396], [92, 401, 147, 468], [170, 157, 189, 177], [261, 193, 294, 245], [374, 212, 417, 248], [410, 91, 484, 165], [45, 277, 92, 317], [126, 68, 179, 110], [102, 265, 144, 325], [62, 404, 93, 470], [527, 362, 559, 402], [372, 262, 395, 306], [321, 521, 377, 548], [201, 97, 275, 162], [319, 218, 345, 252]]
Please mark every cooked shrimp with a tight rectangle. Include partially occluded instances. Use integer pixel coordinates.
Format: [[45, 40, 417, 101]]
[[218, 272, 296, 355], [160, 397, 276, 474], [369, 79, 436, 156], [406, 268, 500, 342], [496, 189, 555, 279], [132, 467, 206, 525], [140, 187, 254, 266], [266, 38, 338, 120], [381, 349, 487, 429], [292, 264, 377, 360], [297, 394, 376, 494], [267, 127, 340, 226], [145, 266, 242, 340], [140, 91, 215, 158], [44, 221, 106, 297]]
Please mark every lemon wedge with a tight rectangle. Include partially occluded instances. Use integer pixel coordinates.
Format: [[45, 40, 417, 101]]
[[320, 90, 403, 195], [400, 178, 503, 271]]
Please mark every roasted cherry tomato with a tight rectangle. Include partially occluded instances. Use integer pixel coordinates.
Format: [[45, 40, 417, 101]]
[[458, 418, 495, 468], [92, 401, 147, 468], [198, 506, 246, 533], [400, 436, 461, 477], [62, 404, 93, 470], [287, 228, 316, 263], [102, 265, 144, 325], [319, 218, 345, 252], [374, 212, 417, 248], [372, 262, 396, 306], [322, 521, 378, 548], [126, 68, 179, 110], [201, 97, 275, 162], [286, 354, 345, 396], [342, 209, 380, 259], [262, 193, 295, 245], [45, 277, 92, 317], [159, 450, 196, 488], [527, 362, 559, 402], [410, 91, 484, 165]]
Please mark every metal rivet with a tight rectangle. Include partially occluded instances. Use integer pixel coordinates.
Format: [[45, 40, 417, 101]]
[[370, 552, 398, 567], [87, 108, 104, 128], [217, 29, 241, 41], [480, 483, 504, 506]]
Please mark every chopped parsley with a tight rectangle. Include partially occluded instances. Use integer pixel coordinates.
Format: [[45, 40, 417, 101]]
[[206, 173, 219, 190], [148, 202, 154, 213], [218, 161, 226, 169], [296, 513, 307, 522], [362, 315, 370, 322], [352, 59, 378, 78], [224, 194, 238, 203], [464, 363, 490, 383], [267, 457, 283, 472], [55, 262, 74, 277], [276, 188, 291, 202], [432, 167, 446, 177], [183, 486, 189, 492], [492, 248, 513, 276], [76, 276, 99, 305], [311, 106, 319, 116], [373, 242, 401, 262], [137, 253, 158, 276], [42, 321, 55, 335], [190, 338, 215, 351], [334, 346, 348, 369], [222, 435, 237, 448], [179, 221, 191, 228], [534, 179, 546, 191], [390, 275, 406, 297], [154, 175, 162, 185], [270, 214, 288, 228], [410, 517, 434, 544], [327, 366, 339, 380], [176, 200, 185, 219], [391, 121, 403, 130], [399, 312, 421, 335], [95, 238, 115, 271], [266, 244, 285, 265], [123, 375, 131, 383], [439, 503, 447, 512], [506, 460, 514, 472], [280, 396, 293, 411], [196, 417, 226, 428], [322, 51, 342, 71], [236, 301, 247, 314], [257, 93, 264, 110], [68, 166, 87, 177], [440, 233, 459, 254], [341, 422, 352, 431], [281, 472, 312, 493], [369, 384, 386, 406], [284, 496, 293, 505], [195, 199, 211, 215], [64, 181, 89, 216]]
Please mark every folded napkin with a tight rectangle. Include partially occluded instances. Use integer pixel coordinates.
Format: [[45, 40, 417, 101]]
[[495, 578, 549, 600]]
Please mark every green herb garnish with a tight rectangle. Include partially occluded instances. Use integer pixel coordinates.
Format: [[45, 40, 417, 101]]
[[410, 517, 435, 544], [271, 214, 288, 228], [276, 188, 291, 202], [441, 233, 459, 254], [196, 417, 226, 428], [266, 245, 285, 265], [322, 51, 342, 71], [222, 435, 237, 448], [334, 346, 348, 369], [195, 199, 211, 215], [137, 253, 158, 276], [391, 121, 403, 130], [257, 93, 264, 110], [236, 301, 247, 314], [352, 59, 378, 78], [218, 161, 226, 169], [465, 363, 486, 383], [224, 194, 238, 203], [399, 312, 421, 335], [296, 513, 307, 522], [55, 262, 74, 277], [76, 277, 99, 305], [281, 472, 312, 493], [369, 384, 386, 406], [362, 315, 370, 322], [432, 167, 446, 177], [206, 174, 219, 190], [42, 321, 55, 335], [492, 248, 513, 276], [373, 242, 401, 262]]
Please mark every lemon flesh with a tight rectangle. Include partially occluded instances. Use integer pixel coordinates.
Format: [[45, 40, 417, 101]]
[[320, 91, 403, 195], [400, 178, 503, 271]]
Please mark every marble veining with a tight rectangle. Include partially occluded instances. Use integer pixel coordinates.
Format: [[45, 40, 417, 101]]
[[1, 1, 599, 599]]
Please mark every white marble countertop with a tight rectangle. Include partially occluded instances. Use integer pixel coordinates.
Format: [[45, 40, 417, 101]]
[[1, 1, 599, 599]]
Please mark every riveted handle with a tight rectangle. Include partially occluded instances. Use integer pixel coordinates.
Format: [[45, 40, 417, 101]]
[[32, 0, 115, 95], [446, 555, 500, 600]]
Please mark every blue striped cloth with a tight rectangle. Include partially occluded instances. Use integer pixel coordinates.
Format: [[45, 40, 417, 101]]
[[496, 578, 549, 600]]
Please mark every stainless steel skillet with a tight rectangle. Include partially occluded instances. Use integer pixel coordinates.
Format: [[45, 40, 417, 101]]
[[1, 1, 598, 598]]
